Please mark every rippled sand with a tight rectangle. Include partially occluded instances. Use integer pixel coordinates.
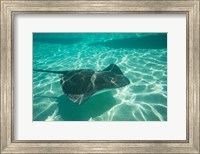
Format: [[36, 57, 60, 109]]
[[33, 33, 167, 121]]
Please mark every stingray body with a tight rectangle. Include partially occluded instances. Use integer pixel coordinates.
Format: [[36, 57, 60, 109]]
[[34, 64, 130, 104]]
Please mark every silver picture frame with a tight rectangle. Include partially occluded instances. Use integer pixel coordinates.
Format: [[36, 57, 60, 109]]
[[0, 0, 199, 153]]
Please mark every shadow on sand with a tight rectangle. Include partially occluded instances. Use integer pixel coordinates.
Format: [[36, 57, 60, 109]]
[[57, 91, 116, 121]]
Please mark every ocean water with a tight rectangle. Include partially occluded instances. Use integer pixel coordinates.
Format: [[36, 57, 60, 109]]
[[33, 33, 167, 121]]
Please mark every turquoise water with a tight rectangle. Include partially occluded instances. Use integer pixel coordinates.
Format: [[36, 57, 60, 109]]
[[33, 33, 167, 121]]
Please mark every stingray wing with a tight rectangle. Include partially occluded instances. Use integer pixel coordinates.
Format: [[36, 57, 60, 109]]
[[61, 70, 96, 104], [102, 63, 124, 75], [67, 92, 94, 105], [61, 70, 95, 94]]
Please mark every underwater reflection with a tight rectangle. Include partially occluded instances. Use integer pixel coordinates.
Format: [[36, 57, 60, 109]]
[[33, 37, 82, 45], [90, 34, 167, 49]]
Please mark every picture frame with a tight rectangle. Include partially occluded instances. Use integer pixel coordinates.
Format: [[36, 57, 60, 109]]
[[0, 0, 199, 153]]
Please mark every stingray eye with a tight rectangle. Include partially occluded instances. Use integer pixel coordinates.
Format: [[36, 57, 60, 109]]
[[107, 77, 114, 81]]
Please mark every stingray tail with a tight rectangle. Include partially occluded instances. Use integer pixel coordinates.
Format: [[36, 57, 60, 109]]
[[33, 69, 67, 74]]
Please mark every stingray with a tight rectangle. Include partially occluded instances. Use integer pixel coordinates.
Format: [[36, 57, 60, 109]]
[[34, 64, 130, 104]]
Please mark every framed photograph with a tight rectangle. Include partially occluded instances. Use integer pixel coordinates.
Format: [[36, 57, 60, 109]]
[[1, 0, 199, 153]]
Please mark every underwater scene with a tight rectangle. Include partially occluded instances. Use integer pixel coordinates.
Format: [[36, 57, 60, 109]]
[[33, 33, 167, 121]]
